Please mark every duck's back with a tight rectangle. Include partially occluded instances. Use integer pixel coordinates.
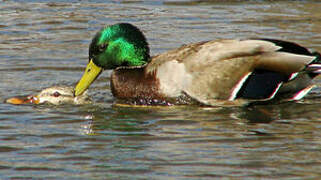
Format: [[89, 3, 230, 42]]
[[147, 39, 320, 106]]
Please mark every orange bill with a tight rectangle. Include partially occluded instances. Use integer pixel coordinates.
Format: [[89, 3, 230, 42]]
[[6, 95, 40, 105]]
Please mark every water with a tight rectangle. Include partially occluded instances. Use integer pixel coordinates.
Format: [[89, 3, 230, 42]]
[[1, 0, 321, 179]]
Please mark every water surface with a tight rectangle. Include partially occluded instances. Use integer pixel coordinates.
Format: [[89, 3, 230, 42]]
[[1, 0, 321, 179]]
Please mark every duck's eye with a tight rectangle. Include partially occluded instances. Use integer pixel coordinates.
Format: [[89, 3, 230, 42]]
[[98, 43, 108, 52], [53, 91, 61, 97]]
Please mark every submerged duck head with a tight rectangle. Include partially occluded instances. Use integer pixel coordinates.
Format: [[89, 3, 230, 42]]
[[6, 86, 91, 105], [74, 23, 150, 96]]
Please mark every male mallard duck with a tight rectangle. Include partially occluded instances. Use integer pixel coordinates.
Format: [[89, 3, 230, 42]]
[[6, 86, 91, 105], [74, 23, 321, 106]]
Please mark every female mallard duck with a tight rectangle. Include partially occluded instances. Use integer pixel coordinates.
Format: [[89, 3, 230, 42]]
[[74, 23, 321, 106], [6, 86, 91, 105]]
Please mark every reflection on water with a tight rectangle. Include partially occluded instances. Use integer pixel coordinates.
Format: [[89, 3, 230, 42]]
[[1, 0, 321, 179]]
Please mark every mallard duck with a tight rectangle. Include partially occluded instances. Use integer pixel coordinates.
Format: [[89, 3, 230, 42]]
[[74, 23, 321, 106], [6, 86, 91, 105]]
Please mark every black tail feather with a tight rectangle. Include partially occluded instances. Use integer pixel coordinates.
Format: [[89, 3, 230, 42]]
[[236, 39, 320, 101], [236, 69, 288, 99], [307, 51, 321, 77], [307, 64, 321, 74], [257, 38, 313, 56]]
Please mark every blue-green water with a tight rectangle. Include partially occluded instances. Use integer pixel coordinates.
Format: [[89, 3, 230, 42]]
[[1, 1, 321, 179]]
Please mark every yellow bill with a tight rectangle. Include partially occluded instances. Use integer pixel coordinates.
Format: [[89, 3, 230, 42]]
[[74, 59, 102, 96]]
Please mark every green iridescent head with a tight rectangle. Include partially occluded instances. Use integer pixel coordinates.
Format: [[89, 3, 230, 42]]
[[74, 23, 150, 96], [89, 23, 150, 69]]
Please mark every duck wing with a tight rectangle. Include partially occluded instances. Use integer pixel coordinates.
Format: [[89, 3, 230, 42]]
[[147, 39, 319, 106]]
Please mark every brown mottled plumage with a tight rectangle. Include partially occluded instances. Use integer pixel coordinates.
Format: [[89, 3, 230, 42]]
[[6, 86, 91, 105]]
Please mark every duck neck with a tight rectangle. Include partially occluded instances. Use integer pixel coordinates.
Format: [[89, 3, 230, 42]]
[[110, 66, 162, 100]]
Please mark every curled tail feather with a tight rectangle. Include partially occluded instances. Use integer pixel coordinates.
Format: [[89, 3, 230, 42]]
[[307, 51, 321, 76]]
